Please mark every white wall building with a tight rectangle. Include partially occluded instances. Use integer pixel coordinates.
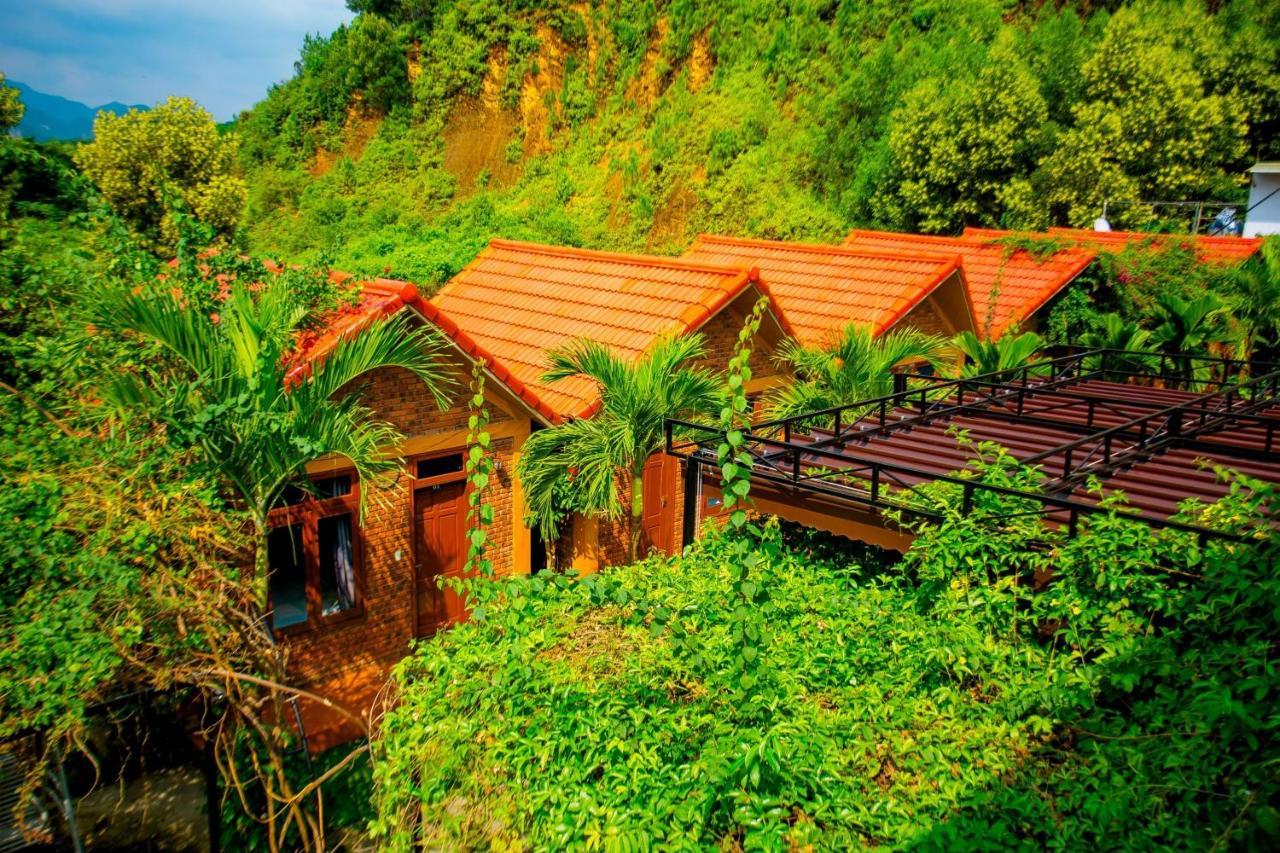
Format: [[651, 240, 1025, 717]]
[[1244, 162, 1280, 237]]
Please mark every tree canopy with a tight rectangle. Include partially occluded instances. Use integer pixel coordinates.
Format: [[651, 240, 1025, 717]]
[[232, 0, 1276, 281], [75, 97, 246, 251]]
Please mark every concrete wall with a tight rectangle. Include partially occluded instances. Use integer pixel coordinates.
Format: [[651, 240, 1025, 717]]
[[1245, 170, 1280, 237]]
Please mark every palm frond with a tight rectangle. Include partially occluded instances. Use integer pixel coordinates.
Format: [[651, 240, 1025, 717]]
[[298, 314, 454, 411], [518, 417, 624, 539], [955, 330, 1044, 377], [95, 283, 227, 380], [767, 324, 947, 419], [542, 338, 630, 389]]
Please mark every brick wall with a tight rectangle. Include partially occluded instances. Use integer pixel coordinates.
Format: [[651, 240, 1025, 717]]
[[899, 297, 952, 337], [694, 302, 783, 382], [283, 364, 521, 690], [346, 364, 513, 438]]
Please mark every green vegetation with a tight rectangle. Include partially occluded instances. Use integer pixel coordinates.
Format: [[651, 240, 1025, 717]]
[[766, 324, 947, 418], [1227, 238, 1280, 363], [0, 73, 23, 132], [232, 0, 1277, 282], [1150, 292, 1234, 381], [954, 329, 1045, 377], [518, 334, 721, 563], [75, 98, 247, 251], [0, 141, 415, 850], [371, 468, 1279, 849]]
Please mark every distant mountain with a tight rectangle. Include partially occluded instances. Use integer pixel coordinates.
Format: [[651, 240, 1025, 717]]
[[10, 80, 147, 141]]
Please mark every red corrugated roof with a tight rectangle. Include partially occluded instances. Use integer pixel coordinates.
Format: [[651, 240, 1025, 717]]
[[682, 234, 971, 346], [1035, 227, 1263, 265], [430, 239, 785, 420], [843, 229, 1096, 340]]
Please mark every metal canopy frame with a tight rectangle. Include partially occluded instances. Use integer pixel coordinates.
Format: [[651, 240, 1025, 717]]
[[666, 348, 1280, 545]]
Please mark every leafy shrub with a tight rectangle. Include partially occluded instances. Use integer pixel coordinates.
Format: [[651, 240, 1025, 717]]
[[371, 464, 1279, 849], [74, 97, 246, 251]]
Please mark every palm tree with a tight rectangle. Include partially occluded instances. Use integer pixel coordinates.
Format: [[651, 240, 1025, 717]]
[[1150, 292, 1232, 383], [765, 324, 949, 419], [1079, 313, 1157, 379], [96, 273, 452, 608], [952, 329, 1045, 378], [517, 334, 721, 565], [1227, 238, 1280, 366]]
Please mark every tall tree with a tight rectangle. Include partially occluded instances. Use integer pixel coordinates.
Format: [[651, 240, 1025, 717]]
[[74, 97, 247, 251], [1037, 2, 1249, 228], [884, 33, 1049, 232], [0, 73, 23, 132], [518, 334, 721, 564], [766, 324, 948, 419], [95, 264, 452, 608]]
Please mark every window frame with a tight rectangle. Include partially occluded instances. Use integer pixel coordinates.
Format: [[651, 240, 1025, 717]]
[[267, 471, 365, 635], [410, 449, 469, 489]]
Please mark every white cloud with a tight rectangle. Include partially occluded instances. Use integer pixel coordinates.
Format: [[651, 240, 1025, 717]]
[[0, 0, 352, 119]]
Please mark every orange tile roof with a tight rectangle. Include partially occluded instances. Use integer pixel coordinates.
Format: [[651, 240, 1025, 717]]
[[683, 234, 970, 346], [285, 275, 564, 424], [1035, 227, 1263, 265], [843, 229, 1096, 339], [430, 239, 780, 420]]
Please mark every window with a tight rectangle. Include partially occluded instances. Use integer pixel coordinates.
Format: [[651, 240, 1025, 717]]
[[267, 473, 362, 632], [416, 454, 463, 480], [318, 514, 356, 616], [268, 524, 307, 629]]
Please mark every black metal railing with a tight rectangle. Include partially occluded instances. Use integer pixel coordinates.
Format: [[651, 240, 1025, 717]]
[[667, 416, 1257, 544], [664, 348, 1280, 544]]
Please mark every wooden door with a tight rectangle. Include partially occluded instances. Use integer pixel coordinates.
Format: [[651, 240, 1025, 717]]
[[641, 453, 678, 556], [413, 480, 467, 636]]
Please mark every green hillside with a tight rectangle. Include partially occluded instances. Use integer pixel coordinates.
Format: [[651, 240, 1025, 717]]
[[236, 0, 1279, 285]]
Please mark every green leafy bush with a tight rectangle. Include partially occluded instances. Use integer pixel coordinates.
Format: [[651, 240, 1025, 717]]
[[371, 458, 1280, 849]]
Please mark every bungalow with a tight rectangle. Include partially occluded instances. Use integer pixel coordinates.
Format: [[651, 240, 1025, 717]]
[[842, 229, 1097, 339], [278, 240, 790, 746], [683, 234, 977, 346], [278, 226, 1260, 747], [431, 239, 792, 570]]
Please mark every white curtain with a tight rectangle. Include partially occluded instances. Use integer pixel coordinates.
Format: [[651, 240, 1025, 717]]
[[326, 516, 356, 614]]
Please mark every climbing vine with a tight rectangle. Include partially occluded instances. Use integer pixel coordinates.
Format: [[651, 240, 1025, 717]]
[[716, 295, 779, 693], [463, 361, 495, 581], [445, 361, 503, 625]]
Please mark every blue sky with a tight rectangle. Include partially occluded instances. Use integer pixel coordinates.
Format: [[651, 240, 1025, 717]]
[[0, 0, 353, 120]]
